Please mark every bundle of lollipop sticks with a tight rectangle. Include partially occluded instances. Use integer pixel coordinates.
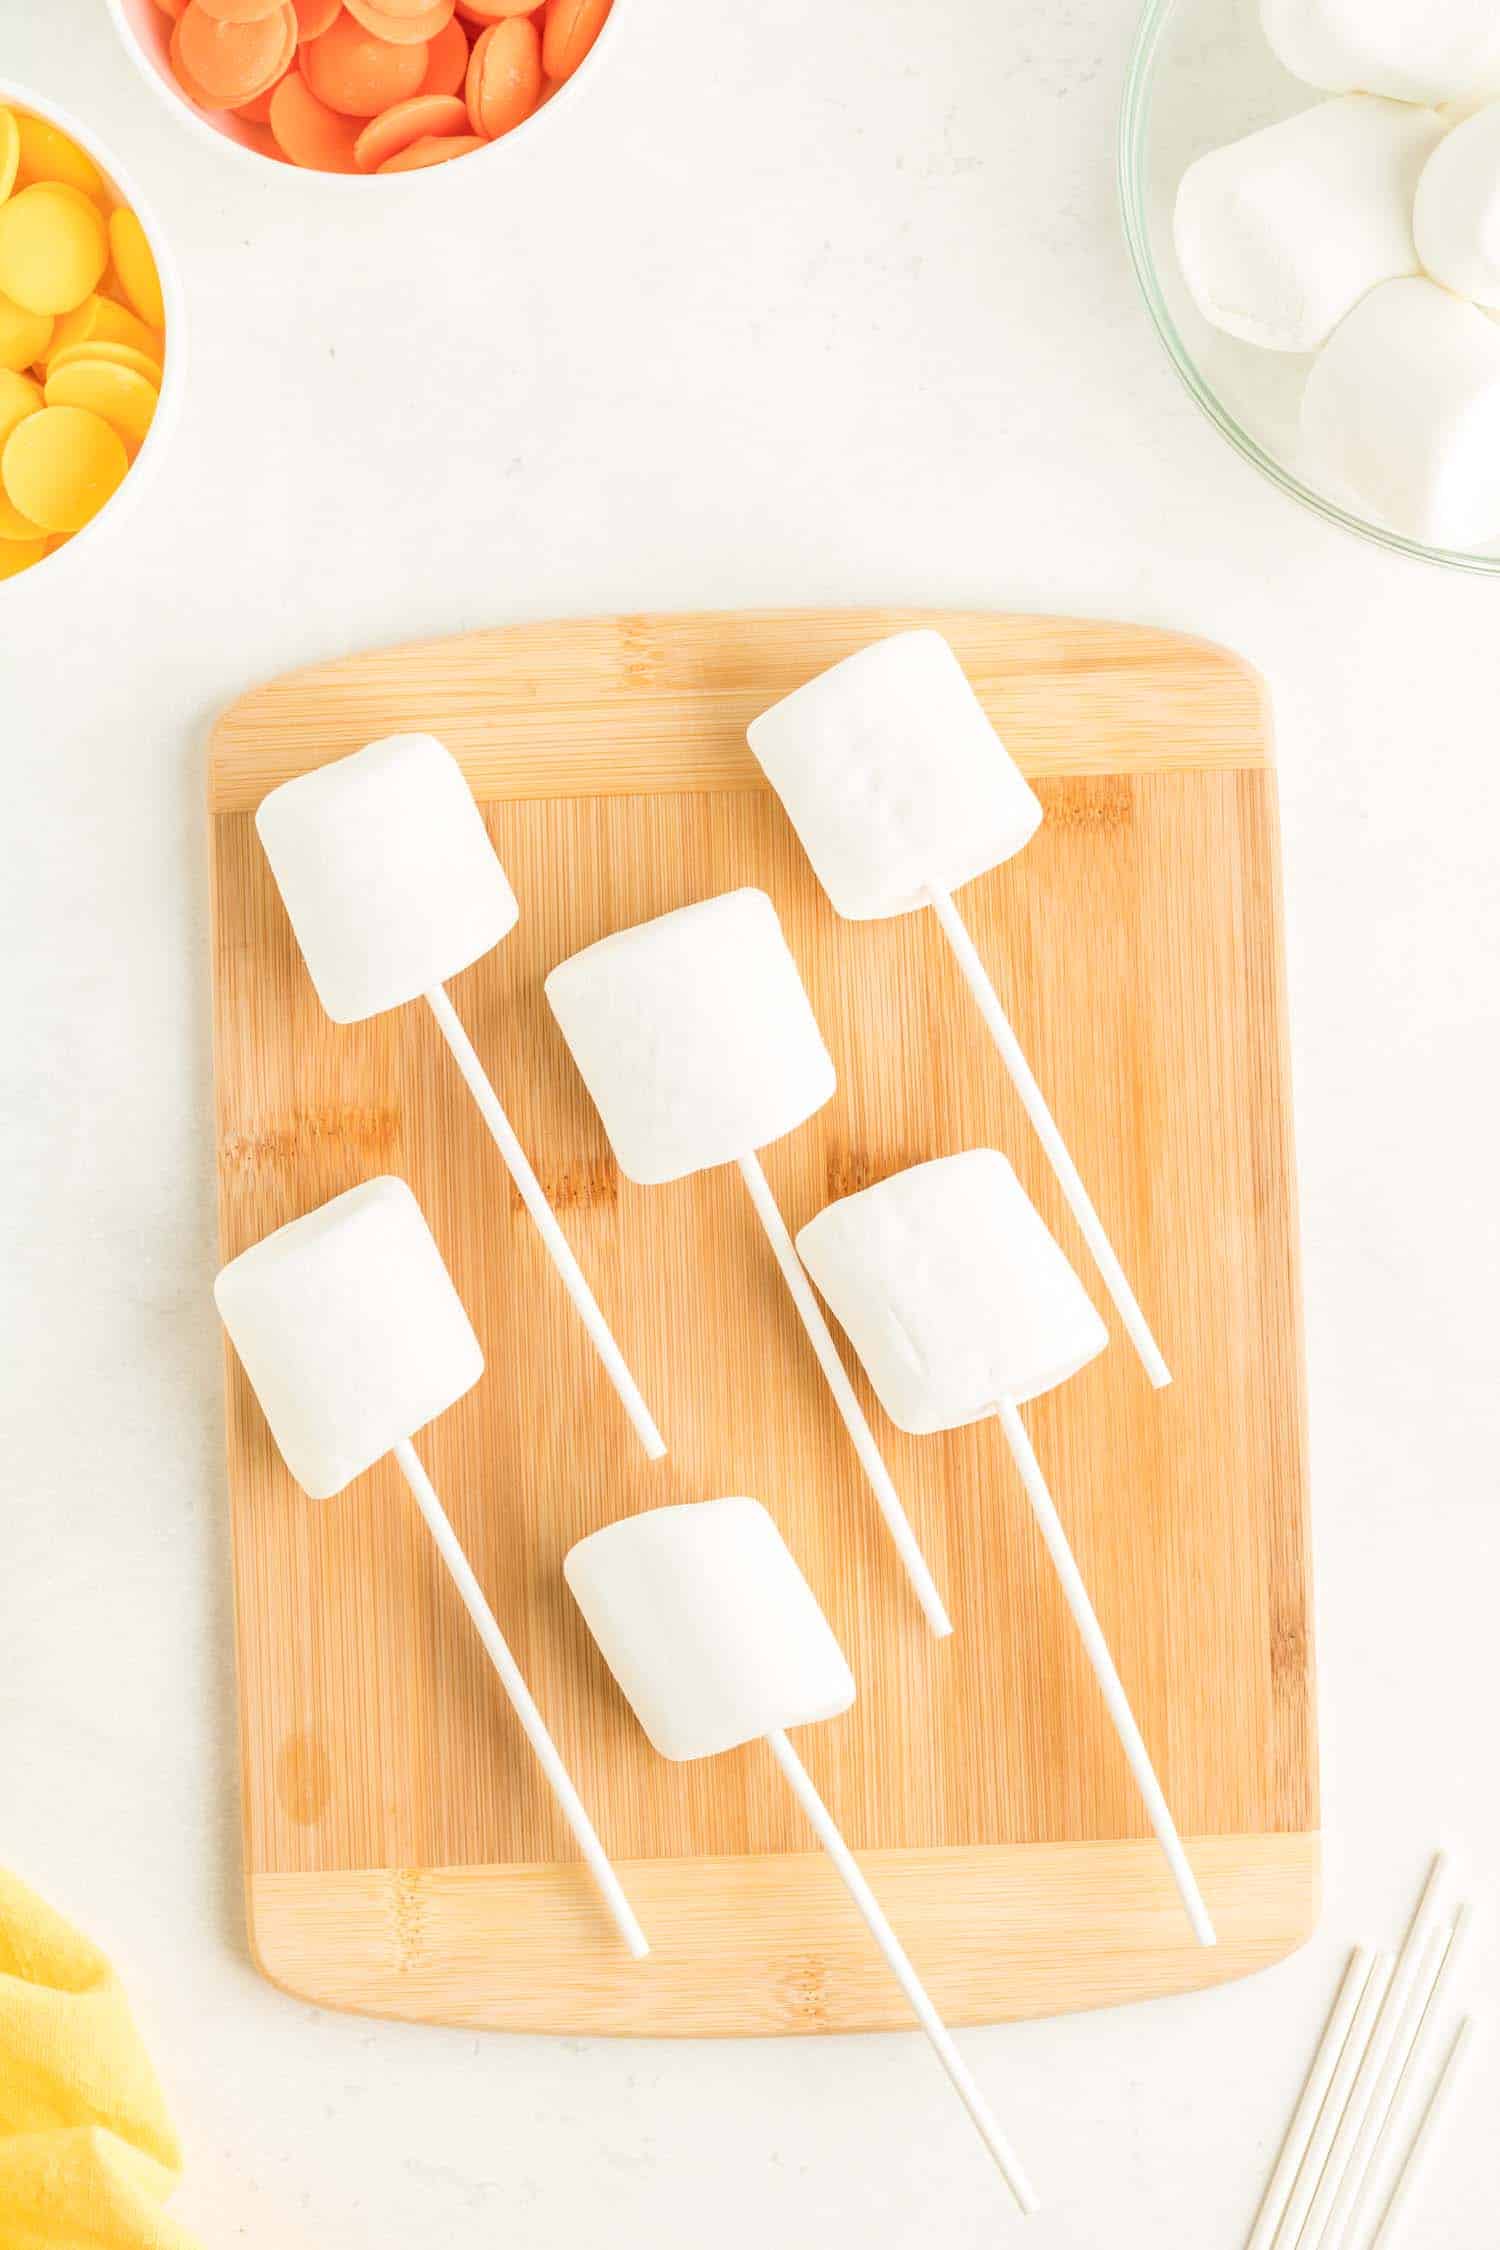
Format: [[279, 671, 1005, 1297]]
[[1245, 1853, 1478, 2250]]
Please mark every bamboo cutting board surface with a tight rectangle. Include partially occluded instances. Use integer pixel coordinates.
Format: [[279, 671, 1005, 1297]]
[[208, 608, 1317, 2035]]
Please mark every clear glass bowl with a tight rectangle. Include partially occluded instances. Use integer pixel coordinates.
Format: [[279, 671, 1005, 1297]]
[[1119, 0, 1500, 573]]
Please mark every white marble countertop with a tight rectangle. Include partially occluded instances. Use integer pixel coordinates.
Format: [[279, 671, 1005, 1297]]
[[2, 3, 1497, 2243]]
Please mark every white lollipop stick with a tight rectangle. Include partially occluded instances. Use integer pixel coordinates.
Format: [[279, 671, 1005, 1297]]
[[394, 1437, 649, 1960], [425, 983, 666, 1461], [927, 885, 1171, 1389], [738, 1151, 953, 1638], [1369, 2018, 1474, 2249], [767, 1728, 1037, 2213], [1246, 1949, 1374, 2250], [1296, 1856, 1450, 2248], [1336, 1906, 1472, 2249], [992, 1396, 1213, 1945], [1271, 1953, 1392, 2250]]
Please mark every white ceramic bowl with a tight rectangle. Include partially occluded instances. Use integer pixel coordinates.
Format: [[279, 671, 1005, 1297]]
[[104, 0, 628, 187], [0, 77, 185, 592]]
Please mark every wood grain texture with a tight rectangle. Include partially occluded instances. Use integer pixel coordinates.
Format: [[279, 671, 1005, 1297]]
[[207, 607, 1270, 812], [208, 608, 1315, 2034], [250, 1834, 1320, 2035]]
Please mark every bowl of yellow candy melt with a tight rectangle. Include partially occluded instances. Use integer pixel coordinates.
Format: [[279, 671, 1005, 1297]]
[[0, 84, 179, 584]]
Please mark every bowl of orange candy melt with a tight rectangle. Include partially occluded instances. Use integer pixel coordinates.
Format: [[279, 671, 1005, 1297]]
[[0, 86, 177, 586], [108, 0, 617, 177]]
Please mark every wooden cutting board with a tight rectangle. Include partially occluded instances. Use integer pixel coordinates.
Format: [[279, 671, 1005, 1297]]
[[208, 608, 1316, 2035]]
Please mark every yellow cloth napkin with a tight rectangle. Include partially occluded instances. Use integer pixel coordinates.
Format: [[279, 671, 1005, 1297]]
[[0, 1867, 202, 2249]]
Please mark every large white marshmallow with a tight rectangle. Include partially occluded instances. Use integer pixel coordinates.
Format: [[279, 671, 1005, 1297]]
[[1414, 99, 1500, 305], [564, 1498, 856, 1761], [214, 1176, 483, 1499], [746, 631, 1042, 922], [544, 889, 836, 1186], [256, 734, 519, 1025], [796, 1150, 1107, 1432], [1173, 97, 1444, 354], [1301, 275, 1500, 546], [1262, 0, 1500, 104]]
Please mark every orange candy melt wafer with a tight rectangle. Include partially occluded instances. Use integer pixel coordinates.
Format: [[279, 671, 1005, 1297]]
[[541, 0, 608, 82], [177, 0, 298, 103], [268, 70, 362, 167], [457, 0, 541, 20], [169, 20, 222, 107], [466, 17, 540, 137], [233, 80, 279, 123], [376, 130, 485, 168], [354, 93, 468, 169], [292, 0, 342, 34], [345, 0, 456, 35], [418, 15, 471, 93], [301, 12, 431, 113], [196, 0, 288, 21]]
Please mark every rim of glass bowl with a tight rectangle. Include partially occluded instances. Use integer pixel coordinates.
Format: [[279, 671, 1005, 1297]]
[[1118, 0, 1500, 575]]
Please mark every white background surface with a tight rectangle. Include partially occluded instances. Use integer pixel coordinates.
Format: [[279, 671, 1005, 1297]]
[[2, 3, 1497, 2244]]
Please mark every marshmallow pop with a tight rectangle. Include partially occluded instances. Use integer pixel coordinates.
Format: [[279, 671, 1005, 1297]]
[[545, 887, 952, 1639], [215, 1176, 648, 1959], [748, 631, 1171, 1390], [797, 1151, 1215, 1946], [254, 734, 663, 1461], [566, 1498, 1038, 2210]]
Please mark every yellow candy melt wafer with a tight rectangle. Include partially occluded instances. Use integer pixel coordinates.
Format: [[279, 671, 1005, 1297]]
[[107, 211, 166, 329], [2, 403, 127, 533], [0, 108, 19, 201], [0, 290, 53, 375], [44, 358, 159, 448], [13, 114, 108, 203], [0, 108, 172, 583], [0, 532, 49, 577], [0, 183, 110, 316], [0, 367, 43, 446], [47, 339, 162, 386], [0, 483, 43, 538], [47, 292, 164, 370]]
